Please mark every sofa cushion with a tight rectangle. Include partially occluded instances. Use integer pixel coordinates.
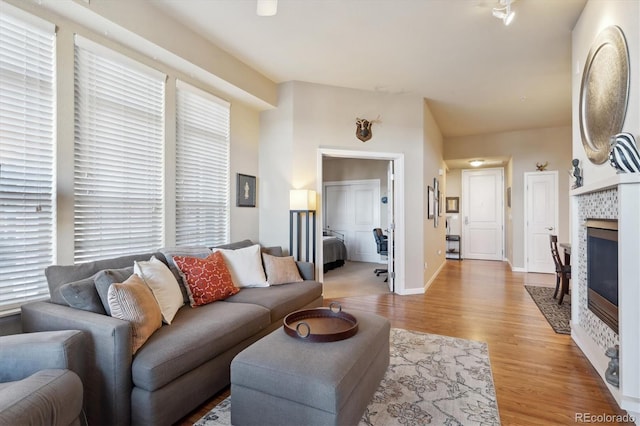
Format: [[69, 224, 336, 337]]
[[59, 277, 107, 314], [134, 257, 184, 324], [173, 252, 239, 307], [262, 253, 303, 285], [225, 280, 323, 323], [44, 252, 164, 305], [262, 246, 283, 257], [131, 301, 270, 391], [94, 267, 134, 315], [108, 274, 163, 354], [0, 369, 84, 426], [213, 244, 268, 288], [211, 240, 254, 250]]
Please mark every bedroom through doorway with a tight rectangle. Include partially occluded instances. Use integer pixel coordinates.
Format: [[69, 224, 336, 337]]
[[318, 149, 404, 298]]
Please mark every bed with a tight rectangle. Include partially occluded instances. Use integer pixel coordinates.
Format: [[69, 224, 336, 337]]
[[323, 230, 348, 273]]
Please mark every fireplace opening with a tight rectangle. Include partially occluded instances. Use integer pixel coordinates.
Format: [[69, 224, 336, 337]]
[[586, 219, 618, 334]]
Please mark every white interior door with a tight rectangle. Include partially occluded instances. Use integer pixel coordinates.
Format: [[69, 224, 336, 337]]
[[324, 180, 380, 263], [462, 168, 504, 261], [525, 171, 558, 273]]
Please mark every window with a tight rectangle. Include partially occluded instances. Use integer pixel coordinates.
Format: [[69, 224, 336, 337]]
[[74, 36, 165, 262], [175, 80, 230, 246], [0, 7, 55, 314]]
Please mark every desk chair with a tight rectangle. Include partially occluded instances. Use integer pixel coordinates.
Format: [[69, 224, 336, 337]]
[[550, 235, 571, 305], [373, 228, 388, 282]]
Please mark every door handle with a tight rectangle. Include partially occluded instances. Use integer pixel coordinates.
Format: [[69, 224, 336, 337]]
[[464, 216, 469, 225], [546, 227, 554, 231]]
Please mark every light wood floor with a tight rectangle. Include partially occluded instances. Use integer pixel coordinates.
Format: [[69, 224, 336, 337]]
[[177, 259, 630, 425]]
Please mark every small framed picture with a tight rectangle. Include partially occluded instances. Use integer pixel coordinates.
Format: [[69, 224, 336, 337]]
[[433, 178, 439, 228], [427, 186, 435, 219], [236, 173, 256, 207], [446, 197, 460, 213], [507, 187, 512, 208]]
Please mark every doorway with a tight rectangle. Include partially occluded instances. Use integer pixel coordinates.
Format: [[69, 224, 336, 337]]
[[524, 171, 558, 273], [317, 149, 404, 295], [461, 168, 504, 261]]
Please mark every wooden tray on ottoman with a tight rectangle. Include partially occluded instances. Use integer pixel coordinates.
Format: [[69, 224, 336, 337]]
[[283, 302, 358, 342]]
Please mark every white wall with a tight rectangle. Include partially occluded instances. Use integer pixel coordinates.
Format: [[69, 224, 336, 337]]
[[572, 0, 640, 184], [445, 169, 462, 236], [259, 81, 444, 293], [423, 101, 447, 287], [230, 102, 261, 241]]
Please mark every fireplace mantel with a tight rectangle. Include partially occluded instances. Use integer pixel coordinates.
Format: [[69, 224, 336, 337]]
[[571, 173, 640, 196], [571, 175, 640, 421]]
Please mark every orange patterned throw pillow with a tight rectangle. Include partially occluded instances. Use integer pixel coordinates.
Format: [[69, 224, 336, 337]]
[[173, 251, 239, 307]]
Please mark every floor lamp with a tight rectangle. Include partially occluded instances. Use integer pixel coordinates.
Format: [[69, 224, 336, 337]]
[[289, 189, 316, 263]]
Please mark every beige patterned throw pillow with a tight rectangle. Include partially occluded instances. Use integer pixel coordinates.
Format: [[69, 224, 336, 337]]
[[108, 274, 162, 354], [261, 253, 304, 285]]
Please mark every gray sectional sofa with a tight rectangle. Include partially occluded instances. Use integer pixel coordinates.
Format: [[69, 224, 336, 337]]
[[20, 240, 323, 426]]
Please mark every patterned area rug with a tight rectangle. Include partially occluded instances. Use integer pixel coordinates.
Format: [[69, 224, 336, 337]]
[[525, 285, 571, 334], [196, 328, 500, 426]]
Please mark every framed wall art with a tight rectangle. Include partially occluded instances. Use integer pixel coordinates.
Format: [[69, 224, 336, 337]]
[[236, 173, 256, 207], [427, 186, 435, 219], [433, 178, 439, 227], [446, 197, 459, 213]]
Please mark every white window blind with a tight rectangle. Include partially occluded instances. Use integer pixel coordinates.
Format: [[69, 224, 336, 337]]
[[0, 7, 55, 314], [74, 36, 165, 262], [175, 80, 230, 247]]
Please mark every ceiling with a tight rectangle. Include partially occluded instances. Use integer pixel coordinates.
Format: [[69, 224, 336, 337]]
[[151, 0, 586, 139]]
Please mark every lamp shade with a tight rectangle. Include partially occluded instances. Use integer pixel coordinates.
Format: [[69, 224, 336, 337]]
[[290, 189, 316, 211]]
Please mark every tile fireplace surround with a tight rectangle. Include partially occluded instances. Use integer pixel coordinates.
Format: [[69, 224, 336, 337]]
[[571, 174, 640, 422]]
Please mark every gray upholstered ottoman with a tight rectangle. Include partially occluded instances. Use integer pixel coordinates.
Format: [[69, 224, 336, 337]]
[[230, 311, 390, 426]]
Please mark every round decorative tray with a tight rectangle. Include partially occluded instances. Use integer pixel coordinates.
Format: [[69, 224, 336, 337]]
[[283, 302, 358, 342]]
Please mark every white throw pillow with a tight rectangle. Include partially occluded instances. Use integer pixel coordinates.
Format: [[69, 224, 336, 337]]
[[134, 256, 184, 324], [214, 244, 268, 288]]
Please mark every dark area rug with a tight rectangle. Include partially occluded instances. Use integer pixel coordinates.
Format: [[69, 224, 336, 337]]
[[196, 328, 501, 426], [525, 285, 571, 334]]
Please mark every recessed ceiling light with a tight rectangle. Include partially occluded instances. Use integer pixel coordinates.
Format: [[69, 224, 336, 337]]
[[469, 160, 485, 167], [257, 0, 277, 16]]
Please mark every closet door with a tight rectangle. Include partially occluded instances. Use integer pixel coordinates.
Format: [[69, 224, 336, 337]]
[[324, 180, 380, 262]]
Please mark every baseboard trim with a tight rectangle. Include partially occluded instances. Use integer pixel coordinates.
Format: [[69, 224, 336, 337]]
[[422, 260, 446, 292], [572, 324, 621, 406]]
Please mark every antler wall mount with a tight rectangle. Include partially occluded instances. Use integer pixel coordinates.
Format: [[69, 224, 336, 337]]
[[355, 116, 381, 142]]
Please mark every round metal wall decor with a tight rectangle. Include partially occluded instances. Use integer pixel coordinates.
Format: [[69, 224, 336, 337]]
[[579, 25, 630, 164]]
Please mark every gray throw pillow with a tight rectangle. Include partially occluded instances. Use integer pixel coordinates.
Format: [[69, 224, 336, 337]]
[[159, 246, 213, 304], [59, 277, 107, 315], [94, 267, 134, 315], [262, 246, 283, 257]]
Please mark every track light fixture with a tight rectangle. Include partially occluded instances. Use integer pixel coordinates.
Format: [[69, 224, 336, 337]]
[[492, 0, 515, 26]]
